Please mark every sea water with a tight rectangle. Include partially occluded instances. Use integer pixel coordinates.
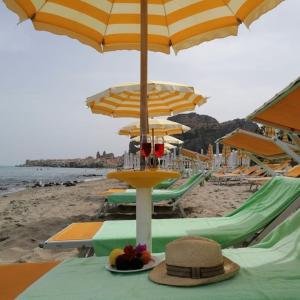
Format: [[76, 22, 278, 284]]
[[0, 166, 111, 195]]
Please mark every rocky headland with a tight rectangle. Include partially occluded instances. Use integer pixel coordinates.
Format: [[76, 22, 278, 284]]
[[168, 113, 259, 153]]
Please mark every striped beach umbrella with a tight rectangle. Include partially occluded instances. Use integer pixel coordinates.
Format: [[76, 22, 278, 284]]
[[87, 81, 206, 118], [119, 119, 190, 137], [164, 143, 177, 150], [132, 135, 183, 145], [136, 142, 176, 150], [4, 0, 284, 164], [207, 144, 214, 160], [4, 0, 284, 54]]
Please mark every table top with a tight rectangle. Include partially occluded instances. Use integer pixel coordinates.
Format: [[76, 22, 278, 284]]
[[17, 245, 300, 300]]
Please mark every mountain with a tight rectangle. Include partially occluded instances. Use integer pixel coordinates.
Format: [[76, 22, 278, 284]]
[[168, 113, 259, 153]]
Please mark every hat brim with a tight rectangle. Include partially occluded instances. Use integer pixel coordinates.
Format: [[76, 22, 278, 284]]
[[149, 256, 240, 287]]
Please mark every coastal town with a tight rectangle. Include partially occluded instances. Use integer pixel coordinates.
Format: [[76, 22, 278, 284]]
[[22, 151, 124, 169]]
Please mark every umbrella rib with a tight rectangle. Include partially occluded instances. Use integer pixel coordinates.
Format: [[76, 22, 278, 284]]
[[221, 0, 245, 25], [101, 0, 115, 49], [161, 0, 172, 47], [30, 0, 48, 20]]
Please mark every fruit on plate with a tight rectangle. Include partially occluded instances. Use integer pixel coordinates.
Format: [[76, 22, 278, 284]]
[[130, 257, 144, 270], [141, 250, 151, 264], [109, 248, 124, 266], [109, 244, 152, 271], [115, 254, 131, 270]]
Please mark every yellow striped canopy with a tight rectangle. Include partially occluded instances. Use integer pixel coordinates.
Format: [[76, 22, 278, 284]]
[[181, 148, 209, 161], [248, 77, 300, 133], [119, 119, 190, 136], [132, 135, 183, 144], [87, 81, 206, 118], [218, 129, 299, 159], [4, 0, 283, 54], [207, 144, 214, 159]]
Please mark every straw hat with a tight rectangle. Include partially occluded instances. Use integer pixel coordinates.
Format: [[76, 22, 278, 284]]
[[149, 237, 239, 287]]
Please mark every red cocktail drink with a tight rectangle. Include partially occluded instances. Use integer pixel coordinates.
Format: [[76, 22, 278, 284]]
[[141, 142, 152, 157], [155, 143, 164, 157]]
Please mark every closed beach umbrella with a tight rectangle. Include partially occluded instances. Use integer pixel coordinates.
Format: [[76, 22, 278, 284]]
[[222, 145, 231, 165], [119, 119, 190, 137], [265, 126, 276, 137], [207, 144, 214, 168], [87, 81, 206, 118], [282, 133, 289, 143], [207, 144, 214, 160], [237, 149, 243, 164], [131, 135, 183, 145]]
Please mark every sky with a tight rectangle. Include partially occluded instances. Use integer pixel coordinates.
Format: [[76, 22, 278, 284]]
[[0, 1, 299, 166]]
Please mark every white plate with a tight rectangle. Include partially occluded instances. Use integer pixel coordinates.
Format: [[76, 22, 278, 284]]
[[105, 256, 162, 273]]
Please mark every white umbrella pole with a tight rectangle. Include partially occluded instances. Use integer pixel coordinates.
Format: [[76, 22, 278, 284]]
[[136, 188, 152, 251]]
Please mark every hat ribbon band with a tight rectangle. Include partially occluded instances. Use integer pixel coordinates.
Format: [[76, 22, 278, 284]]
[[166, 263, 224, 279]]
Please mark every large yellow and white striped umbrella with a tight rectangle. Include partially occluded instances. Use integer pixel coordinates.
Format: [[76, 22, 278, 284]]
[[87, 81, 206, 118], [119, 119, 190, 137], [4, 0, 283, 54]]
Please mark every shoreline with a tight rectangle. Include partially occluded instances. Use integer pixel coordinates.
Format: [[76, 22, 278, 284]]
[[0, 176, 106, 197], [0, 166, 113, 196]]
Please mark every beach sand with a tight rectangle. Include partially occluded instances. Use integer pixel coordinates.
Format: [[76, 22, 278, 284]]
[[0, 178, 252, 263]]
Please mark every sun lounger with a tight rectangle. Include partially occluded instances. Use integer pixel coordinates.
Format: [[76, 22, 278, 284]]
[[100, 178, 178, 197], [212, 166, 264, 185], [247, 164, 300, 191], [42, 222, 103, 257], [42, 177, 300, 256], [242, 165, 259, 175], [93, 177, 300, 256], [0, 261, 59, 300], [285, 164, 300, 177], [16, 209, 300, 300], [211, 172, 241, 185], [231, 166, 245, 174], [101, 173, 205, 217], [41, 174, 205, 252], [153, 177, 177, 189]]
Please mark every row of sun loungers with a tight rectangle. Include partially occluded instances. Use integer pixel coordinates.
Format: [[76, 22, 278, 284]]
[[212, 161, 300, 188], [3, 202, 300, 299], [41, 177, 300, 259]]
